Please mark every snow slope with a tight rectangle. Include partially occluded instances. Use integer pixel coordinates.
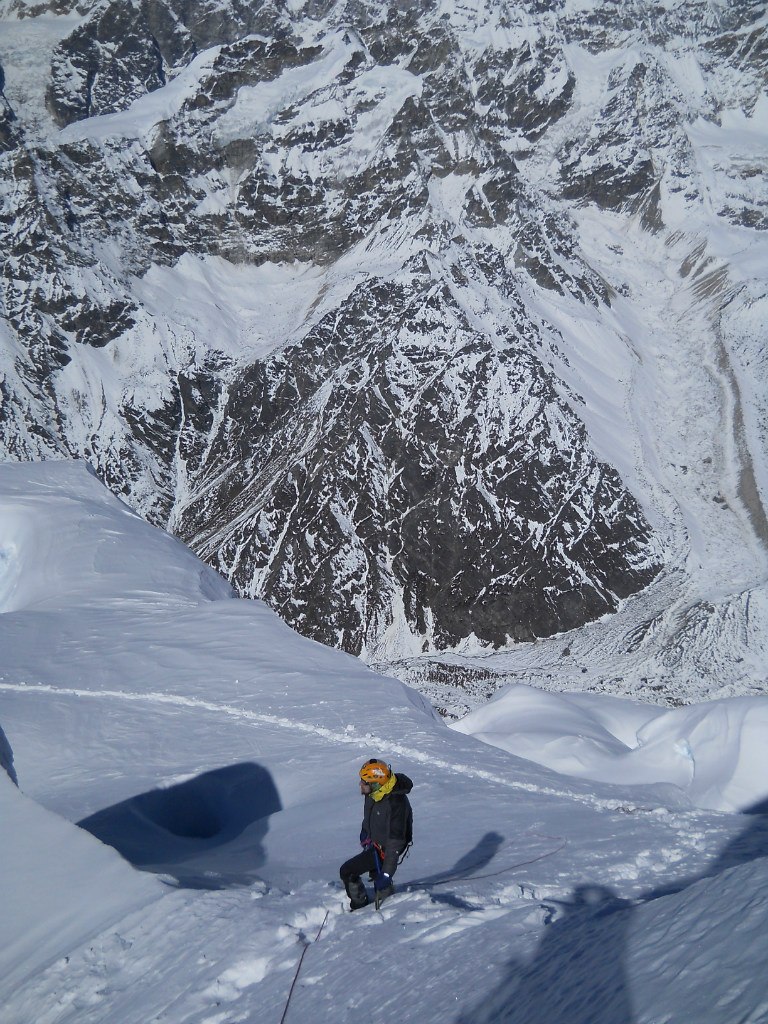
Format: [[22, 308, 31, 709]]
[[1, 460, 767, 1023], [0, 770, 158, 994]]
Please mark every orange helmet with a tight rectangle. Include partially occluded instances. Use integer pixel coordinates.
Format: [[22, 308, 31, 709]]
[[359, 759, 391, 785]]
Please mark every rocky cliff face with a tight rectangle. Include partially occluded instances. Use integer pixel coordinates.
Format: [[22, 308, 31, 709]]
[[0, 0, 765, 668], [179, 250, 656, 655]]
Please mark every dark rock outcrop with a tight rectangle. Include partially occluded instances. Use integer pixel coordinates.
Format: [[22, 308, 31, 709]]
[[1, 0, 764, 659]]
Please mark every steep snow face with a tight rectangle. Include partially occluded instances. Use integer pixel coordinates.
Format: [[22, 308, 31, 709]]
[[0, 0, 766, 683], [0, 461, 235, 612]]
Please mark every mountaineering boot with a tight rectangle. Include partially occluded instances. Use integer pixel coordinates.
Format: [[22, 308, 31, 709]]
[[348, 877, 369, 911]]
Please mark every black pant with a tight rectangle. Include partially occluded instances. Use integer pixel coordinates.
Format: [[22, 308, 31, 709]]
[[339, 848, 379, 896]]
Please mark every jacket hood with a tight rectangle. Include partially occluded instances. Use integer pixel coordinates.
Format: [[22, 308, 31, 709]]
[[392, 772, 413, 795]]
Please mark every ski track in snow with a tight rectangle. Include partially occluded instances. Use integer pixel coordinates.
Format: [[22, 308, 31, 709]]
[[0, 680, 667, 815]]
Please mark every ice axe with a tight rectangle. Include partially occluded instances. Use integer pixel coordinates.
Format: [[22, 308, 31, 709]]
[[373, 844, 385, 910]]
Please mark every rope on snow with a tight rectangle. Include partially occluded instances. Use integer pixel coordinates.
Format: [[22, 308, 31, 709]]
[[279, 909, 330, 1024], [402, 839, 568, 891], [280, 839, 564, 1019]]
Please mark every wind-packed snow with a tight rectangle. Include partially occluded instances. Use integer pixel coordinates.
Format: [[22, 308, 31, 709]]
[[1, 460, 767, 1023], [0, 461, 234, 613], [454, 684, 768, 813]]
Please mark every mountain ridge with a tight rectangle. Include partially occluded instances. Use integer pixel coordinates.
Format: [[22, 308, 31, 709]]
[[0, 0, 765, 694]]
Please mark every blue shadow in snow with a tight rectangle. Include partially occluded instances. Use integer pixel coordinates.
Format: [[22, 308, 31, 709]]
[[402, 830, 505, 910], [641, 794, 768, 902], [457, 885, 635, 1024], [456, 798, 768, 1023], [78, 762, 282, 890]]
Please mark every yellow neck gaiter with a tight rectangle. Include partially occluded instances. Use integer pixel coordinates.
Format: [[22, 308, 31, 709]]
[[371, 773, 397, 801]]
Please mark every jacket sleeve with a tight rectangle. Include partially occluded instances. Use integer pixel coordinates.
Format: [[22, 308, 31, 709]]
[[381, 795, 409, 875], [361, 795, 372, 840]]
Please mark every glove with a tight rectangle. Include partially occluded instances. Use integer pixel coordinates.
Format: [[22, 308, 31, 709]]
[[360, 829, 372, 849], [373, 872, 391, 892]]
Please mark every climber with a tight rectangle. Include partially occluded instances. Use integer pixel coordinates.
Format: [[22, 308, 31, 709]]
[[339, 758, 413, 910]]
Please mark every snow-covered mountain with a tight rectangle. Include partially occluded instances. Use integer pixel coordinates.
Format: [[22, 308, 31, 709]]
[[2, 0, 765, 691], [1, 460, 767, 1022]]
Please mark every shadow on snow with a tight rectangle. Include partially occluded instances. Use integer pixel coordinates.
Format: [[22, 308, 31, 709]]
[[78, 762, 282, 890], [403, 830, 505, 910], [457, 884, 634, 1024], [455, 797, 768, 1023], [647, 795, 768, 899]]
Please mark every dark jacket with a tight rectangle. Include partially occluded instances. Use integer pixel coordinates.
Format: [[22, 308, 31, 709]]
[[362, 773, 413, 876]]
